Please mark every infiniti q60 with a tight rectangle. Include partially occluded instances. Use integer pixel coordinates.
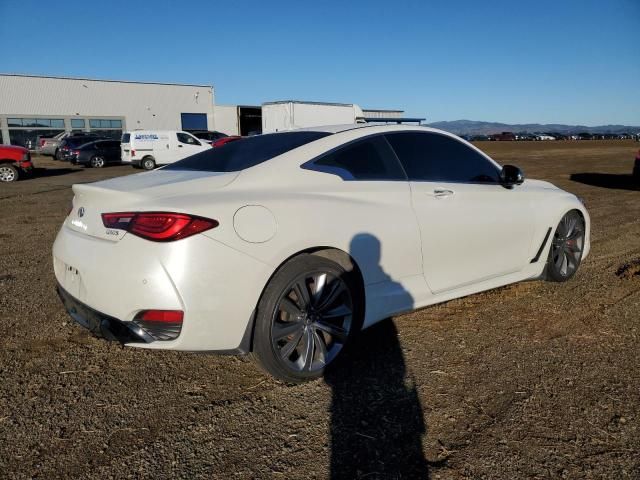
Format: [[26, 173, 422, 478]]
[[54, 124, 590, 382]]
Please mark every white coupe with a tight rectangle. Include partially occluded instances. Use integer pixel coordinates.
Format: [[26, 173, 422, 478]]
[[53, 124, 590, 382]]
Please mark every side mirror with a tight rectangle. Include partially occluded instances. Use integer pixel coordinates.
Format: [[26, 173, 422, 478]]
[[500, 164, 525, 187]]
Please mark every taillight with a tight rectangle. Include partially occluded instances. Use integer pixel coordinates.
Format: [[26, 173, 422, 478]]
[[101, 212, 218, 242], [39, 139, 46, 147], [131, 149, 136, 157]]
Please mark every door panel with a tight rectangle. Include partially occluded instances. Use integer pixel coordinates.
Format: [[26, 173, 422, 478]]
[[410, 181, 533, 293], [384, 131, 534, 294]]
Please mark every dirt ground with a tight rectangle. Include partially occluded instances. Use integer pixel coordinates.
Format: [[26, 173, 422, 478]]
[[0, 141, 638, 479]]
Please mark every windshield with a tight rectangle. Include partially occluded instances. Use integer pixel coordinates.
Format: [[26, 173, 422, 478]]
[[164, 131, 331, 172]]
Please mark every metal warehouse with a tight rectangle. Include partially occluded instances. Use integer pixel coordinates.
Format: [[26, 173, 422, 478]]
[[0, 74, 214, 148]]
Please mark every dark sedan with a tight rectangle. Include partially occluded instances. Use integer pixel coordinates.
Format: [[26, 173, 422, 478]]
[[69, 140, 122, 168], [56, 136, 106, 160]]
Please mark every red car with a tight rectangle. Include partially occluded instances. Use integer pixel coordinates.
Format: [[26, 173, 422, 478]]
[[0, 145, 34, 182], [213, 136, 242, 147]]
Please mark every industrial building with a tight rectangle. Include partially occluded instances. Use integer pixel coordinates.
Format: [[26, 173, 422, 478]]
[[0, 74, 214, 148], [1, 74, 420, 149]]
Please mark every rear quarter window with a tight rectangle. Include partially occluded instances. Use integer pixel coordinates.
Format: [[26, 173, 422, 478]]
[[121, 133, 131, 143]]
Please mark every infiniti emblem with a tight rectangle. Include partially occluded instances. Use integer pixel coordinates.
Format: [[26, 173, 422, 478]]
[[78, 207, 85, 218]]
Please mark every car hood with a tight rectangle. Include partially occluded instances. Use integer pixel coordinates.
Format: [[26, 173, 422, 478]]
[[0, 145, 28, 153]]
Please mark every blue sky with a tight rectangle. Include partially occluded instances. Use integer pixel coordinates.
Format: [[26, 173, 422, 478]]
[[1, 0, 638, 125]]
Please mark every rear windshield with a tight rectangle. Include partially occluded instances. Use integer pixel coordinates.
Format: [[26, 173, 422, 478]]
[[164, 131, 331, 172], [121, 133, 131, 143]]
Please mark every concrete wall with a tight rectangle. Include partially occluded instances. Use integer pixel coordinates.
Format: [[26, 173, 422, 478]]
[[213, 105, 240, 135], [0, 74, 214, 133]]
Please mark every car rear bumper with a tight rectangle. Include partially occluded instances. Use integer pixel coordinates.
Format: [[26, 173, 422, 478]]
[[52, 223, 271, 352], [57, 283, 152, 343]]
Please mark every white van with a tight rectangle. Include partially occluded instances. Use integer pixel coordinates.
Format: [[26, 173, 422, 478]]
[[121, 130, 210, 170]]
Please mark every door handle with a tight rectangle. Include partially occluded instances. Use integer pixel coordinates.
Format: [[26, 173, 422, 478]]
[[432, 188, 455, 198], [178, 145, 183, 147]]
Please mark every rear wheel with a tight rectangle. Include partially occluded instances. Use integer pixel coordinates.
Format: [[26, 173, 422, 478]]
[[142, 157, 156, 170], [252, 255, 362, 383], [54, 149, 62, 160], [546, 211, 585, 282], [0, 164, 19, 182], [90, 156, 105, 168]]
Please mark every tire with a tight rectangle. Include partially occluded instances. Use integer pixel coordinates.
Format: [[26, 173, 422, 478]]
[[252, 254, 362, 383], [90, 156, 105, 168], [142, 157, 156, 170], [546, 210, 585, 282], [0, 164, 19, 182], [54, 149, 62, 160]]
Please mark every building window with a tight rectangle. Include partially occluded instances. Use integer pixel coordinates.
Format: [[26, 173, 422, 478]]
[[90, 119, 122, 129], [181, 113, 207, 131], [71, 119, 85, 129], [8, 117, 65, 128], [8, 129, 65, 149]]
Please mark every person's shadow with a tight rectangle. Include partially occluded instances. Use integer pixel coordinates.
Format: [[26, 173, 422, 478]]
[[325, 233, 429, 479]]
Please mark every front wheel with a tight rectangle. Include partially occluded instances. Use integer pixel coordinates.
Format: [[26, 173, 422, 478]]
[[0, 164, 19, 182], [252, 255, 362, 383], [142, 157, 156, 170], [546, 211, 585, 282]]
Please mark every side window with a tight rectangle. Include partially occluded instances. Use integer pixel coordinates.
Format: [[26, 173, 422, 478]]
[[177, 132, 201, 146], [386, 132, 500, 183], [309, 136, 405, 181]]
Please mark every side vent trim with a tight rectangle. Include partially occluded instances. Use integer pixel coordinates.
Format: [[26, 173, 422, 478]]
[[531, 227, 552, 263]]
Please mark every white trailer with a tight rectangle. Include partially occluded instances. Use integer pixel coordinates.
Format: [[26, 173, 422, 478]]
[[262, 101, 364, 133]]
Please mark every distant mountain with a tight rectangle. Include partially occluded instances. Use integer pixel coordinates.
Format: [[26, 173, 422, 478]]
[[426, 120, 640, 135]]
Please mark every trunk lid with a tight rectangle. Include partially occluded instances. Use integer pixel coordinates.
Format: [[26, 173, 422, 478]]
[[66, 169, 239, 241]]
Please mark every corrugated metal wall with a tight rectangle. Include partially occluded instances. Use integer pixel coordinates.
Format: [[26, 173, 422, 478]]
[[0, 75, 214, 131]]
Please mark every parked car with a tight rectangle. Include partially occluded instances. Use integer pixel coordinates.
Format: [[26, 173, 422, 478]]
[[54, 124, 591, 383], [40, 132, 98, 157], [490, 132, 516, 141], [535, 134, 556, 141], [515, 133, 535, 141], [190, 130, 228, 145], [633, 150, 640, 179], [56, 135, 106, 161], [69, 140, 122, 168], [0, 144, 34, 182], [469, 135, 490, 142], [120, 130, 210, 170], [213, 135, 242, 147]]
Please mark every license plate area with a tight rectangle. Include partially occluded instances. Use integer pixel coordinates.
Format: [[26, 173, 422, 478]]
[[63, 263, 84, 299]]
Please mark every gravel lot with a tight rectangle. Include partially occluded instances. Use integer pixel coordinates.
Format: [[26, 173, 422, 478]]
[[1, 141, 639, 479]]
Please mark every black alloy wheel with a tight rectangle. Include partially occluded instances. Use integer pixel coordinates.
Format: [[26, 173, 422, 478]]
[[547, 210, 585, 282], [252, 255, 361, 383]]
